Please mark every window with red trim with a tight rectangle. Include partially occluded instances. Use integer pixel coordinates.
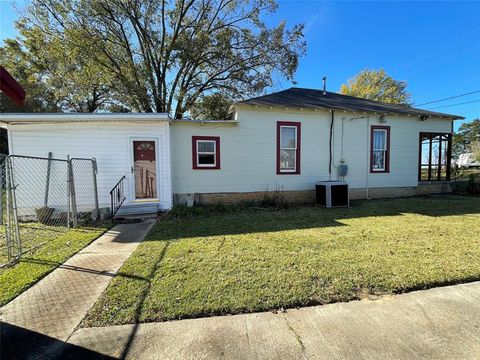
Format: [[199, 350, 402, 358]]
[[192, 136, 220, 169], [277, 121, 301, 174], [370, 125, 390, 173]]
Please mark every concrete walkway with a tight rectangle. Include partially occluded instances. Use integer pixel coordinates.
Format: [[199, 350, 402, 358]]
[[63, 281, 480, 360], [0, 220, 155, 359]]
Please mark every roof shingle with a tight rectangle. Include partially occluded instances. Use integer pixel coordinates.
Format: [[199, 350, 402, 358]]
[[238, 87, 464, 120]]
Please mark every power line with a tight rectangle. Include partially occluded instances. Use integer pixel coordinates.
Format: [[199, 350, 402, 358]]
[[427, 99, 480, 110], [412, 74, 480, 102], [415, 90, 480, 107]]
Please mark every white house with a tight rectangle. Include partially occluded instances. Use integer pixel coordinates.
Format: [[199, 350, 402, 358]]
[[0, 113, 172, 215], [0, 87, 463, 215]]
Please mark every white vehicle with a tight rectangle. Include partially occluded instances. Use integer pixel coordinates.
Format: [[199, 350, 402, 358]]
[[456, 153, 480, 168]]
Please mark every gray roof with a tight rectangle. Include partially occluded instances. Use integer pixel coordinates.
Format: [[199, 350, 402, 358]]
[[238, 87, 464, 120]]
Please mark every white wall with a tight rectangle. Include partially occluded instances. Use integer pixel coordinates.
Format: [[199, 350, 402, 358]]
[[171, 106, 452, 195], [7, 121, 172, 211], [5, 109, 453, 211], [332, 112, 452, 188]]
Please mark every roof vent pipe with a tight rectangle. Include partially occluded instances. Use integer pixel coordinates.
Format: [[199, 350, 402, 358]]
[[322, 76, 327, 95]]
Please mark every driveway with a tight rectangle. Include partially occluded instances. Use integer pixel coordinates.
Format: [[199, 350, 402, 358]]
[[62, 281, 480, 359]]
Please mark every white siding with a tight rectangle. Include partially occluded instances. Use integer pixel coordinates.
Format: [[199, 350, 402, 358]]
[[5, 109, 453, 208], [7, 121, 172, 211], [172, 106, 452, 194]]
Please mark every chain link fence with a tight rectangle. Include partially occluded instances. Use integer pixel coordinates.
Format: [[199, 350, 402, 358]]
[[0, 154, 99, 267]]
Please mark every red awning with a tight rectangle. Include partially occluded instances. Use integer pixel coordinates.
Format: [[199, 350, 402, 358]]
[[0, 66, 26, 106]]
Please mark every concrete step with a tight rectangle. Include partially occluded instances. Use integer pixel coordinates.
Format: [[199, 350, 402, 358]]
[[116, 202, 159, 216]]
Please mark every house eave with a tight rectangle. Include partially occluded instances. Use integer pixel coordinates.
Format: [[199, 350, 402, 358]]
[[0, 112, 171, 125], [231, 103, 463, 120]]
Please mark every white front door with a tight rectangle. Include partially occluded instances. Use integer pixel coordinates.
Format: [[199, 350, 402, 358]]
[[130, 139, 159, 201]]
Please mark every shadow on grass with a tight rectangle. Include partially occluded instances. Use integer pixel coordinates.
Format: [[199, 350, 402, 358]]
[[118, 241, 171, 360], [153, 195, 480, 241], [1, 245, 167, 358], [0, 224, 106, 268], [72, 195, 479, 352], [21, 258, 149, 282]]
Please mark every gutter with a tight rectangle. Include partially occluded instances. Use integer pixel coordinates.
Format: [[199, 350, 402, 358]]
[[172, 119, 239, 124], [0, 113, 170, 124]]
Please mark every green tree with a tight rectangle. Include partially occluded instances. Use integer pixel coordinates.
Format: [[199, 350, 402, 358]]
[[472, 141, 480, 162], [189, 93, 233, 120], [14, 20, 114, 112], [453, 119, 480, 158], [23, 0, 305, 118], [0, 39, 58, 113], [340, 69, 411, 105], [1, 25, 115, 113]]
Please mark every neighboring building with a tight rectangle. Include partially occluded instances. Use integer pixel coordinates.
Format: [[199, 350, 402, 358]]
[[0, 88, 464, 214], [456, 153, 480, 168]]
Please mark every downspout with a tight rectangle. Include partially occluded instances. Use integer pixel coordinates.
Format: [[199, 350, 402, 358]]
[[365, 116, 370, 199], [341, 117, 345, 161], [329, 110, 335, 180]]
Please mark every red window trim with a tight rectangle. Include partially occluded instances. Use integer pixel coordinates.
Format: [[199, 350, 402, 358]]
[[370, 125, 390, 173], [192, 136, 220, 170], [276, 121, 301, 175]]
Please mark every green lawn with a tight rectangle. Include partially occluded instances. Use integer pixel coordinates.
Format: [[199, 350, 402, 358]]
[[0, 225, 107, 306], [82, 195, 480, 327], [1, 222, 71, 266]]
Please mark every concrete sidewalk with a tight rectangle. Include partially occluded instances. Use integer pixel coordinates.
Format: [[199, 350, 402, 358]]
[[0, 220, 155, 359], [64, 281, 480, 360]]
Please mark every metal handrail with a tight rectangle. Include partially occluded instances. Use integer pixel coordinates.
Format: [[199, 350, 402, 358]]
[[110, 175, 126, 217]]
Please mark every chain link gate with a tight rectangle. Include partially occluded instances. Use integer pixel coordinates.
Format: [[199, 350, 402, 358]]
[[69, 158, 100, 227], [0, 154, 100, 267]]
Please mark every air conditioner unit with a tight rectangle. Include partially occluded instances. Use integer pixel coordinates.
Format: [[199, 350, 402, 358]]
[[315, 181, 349, 208]]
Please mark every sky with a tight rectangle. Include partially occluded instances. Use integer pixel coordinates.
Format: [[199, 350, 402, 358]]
[[1, 0, 479, 130]]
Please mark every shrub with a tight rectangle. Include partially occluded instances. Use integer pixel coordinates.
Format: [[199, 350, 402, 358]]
[[260, 185, 292, 209], [166, 205, 206, 219], [165, 203, 243, 219], [466, 174, 480, 196]]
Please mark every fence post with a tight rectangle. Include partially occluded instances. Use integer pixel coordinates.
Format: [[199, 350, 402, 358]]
[[92, 158, 100, 220], [44, 152, 52, 207], [68, 157, 78, 228], [7, 156, 21, 257], [67, 155, 71, 229], [0, 156, 3, 226]]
